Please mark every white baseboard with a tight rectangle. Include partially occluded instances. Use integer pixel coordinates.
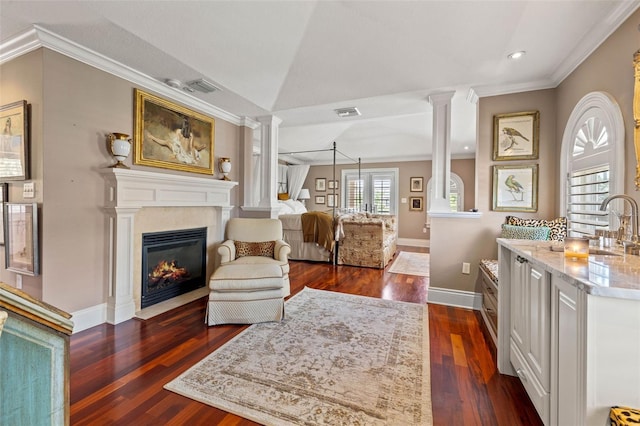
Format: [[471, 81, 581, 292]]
[[71, 303, 107, 333], [397, 238, 429, 247], [427, 286, 482, 310]]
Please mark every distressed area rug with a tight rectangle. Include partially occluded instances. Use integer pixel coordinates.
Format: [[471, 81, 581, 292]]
[[388, 251, 430, 277], [165, 287, 432, 425]]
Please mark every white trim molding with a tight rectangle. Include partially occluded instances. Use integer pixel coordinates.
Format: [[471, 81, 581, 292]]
[[0, 25, 259, 129], [427, 287, 482, 310], [70, 303, 107, 334], [397, 238, 430, 247]]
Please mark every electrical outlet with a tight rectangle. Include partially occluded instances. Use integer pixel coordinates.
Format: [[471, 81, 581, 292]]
[[422, 227, 427, 233], [462, 262, 470, 274]]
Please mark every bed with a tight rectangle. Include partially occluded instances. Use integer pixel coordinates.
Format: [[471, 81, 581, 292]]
[[277, 142, 360, 263], [277, 199, 333, 262]]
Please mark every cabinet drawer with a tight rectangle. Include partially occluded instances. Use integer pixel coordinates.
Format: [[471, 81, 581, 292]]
[[482, 301, 498, 336], [481, 275, 498, 307], [511, 339, 549, 425]]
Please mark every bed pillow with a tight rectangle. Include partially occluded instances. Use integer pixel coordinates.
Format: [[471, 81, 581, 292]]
[[501, 224, 551, 240], [278, 201, 296, 215], [234, 241, 275, 258], [505, 216, 567, 241], [283, 199, 307, 214]]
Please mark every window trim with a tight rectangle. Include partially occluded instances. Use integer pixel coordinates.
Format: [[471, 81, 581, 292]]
[[426, 172, 465, 212], [559, 91, 624, 220], [341, 167, 399, 214]]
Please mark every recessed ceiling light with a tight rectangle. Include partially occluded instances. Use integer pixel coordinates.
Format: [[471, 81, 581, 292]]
[[464, 146, 470, 150], [508, 51, 526, 60], [334, 107, 361, 118]]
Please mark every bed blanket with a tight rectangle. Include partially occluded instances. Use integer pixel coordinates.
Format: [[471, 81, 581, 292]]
[[301, 211, 334, 253]]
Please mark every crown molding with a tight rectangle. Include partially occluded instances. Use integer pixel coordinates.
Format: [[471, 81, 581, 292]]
[[551, 1, 640, 85], [473, 1, 640, 99], [0, 25, 256, 128]]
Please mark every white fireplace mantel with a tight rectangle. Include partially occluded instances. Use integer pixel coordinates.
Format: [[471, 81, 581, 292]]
[[101, 168, 237, 324]]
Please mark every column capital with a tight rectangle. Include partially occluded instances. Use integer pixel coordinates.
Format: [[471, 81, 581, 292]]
[[428, 91, 455, 106], [256, 115, 283, 127]]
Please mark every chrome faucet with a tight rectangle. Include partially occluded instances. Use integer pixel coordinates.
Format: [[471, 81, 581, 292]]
[[599, 194, 640, 243]]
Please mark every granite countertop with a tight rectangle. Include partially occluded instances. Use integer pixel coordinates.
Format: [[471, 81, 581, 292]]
[[497, 238, 640, 300]]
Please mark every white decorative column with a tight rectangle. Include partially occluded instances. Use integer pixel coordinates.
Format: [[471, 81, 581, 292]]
[[240, 117, 260, 208], [106, 207, 137, 324], [428, 91, 455, 212], [257, 115, 281, 217], [101, 168, 237, 324]]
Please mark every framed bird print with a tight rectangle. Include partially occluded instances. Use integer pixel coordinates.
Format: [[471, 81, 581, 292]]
[[492, 164, 538, 212], [493, 111, 539, 161]]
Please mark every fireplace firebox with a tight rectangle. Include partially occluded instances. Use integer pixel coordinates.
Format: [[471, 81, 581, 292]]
[[141, 227, 207, 309]]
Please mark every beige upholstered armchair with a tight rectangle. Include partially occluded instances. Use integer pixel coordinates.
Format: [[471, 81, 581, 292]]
[[207, 218, 292, 325]]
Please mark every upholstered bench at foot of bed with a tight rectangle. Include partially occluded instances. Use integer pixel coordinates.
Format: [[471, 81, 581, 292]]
[[207, 263, 285, 326]]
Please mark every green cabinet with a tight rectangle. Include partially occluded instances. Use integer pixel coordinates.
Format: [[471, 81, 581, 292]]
[[0, 283, 73, 425]]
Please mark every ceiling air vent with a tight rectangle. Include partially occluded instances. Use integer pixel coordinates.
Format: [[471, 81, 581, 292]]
[[334, 107, 361, 118], [186, 78, 221, 93]]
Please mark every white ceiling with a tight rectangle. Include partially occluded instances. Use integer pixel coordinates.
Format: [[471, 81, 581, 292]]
[[1, 1, 638, 164]]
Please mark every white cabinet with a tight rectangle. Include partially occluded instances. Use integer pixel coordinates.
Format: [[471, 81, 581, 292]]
[[550, 276, 581, 425], [550, 276, 640, 426], [499, 242, 640, 426], [509, 252, 551, 425]]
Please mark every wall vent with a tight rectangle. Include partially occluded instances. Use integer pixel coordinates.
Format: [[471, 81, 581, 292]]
[[334, 107, 361, 118], [187, 78, 221, 93]]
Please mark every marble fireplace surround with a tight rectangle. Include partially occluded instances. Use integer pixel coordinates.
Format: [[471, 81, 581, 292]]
[[102, 168, 237, 325]]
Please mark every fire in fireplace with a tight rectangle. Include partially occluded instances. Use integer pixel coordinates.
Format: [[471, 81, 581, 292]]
[[141, 227, 207, 309]]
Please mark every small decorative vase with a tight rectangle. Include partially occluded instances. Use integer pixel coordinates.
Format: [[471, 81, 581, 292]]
[[219, 157, 232, 181], [108, 133, 131, 169]]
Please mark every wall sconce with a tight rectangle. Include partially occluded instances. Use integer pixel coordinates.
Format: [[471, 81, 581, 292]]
[[298, 188, 310, 206], [107, 132, 131, 169], [564, 237, 589, 259], [219, 157, 232, 180]]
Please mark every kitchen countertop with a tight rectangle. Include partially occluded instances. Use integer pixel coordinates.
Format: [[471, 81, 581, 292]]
[[497, 238, 640, 300]]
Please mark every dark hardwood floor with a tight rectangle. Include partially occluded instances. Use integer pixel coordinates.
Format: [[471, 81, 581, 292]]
[[70, 246, 542, 425]]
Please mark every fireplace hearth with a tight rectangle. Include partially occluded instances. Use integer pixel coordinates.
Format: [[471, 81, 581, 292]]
[[141, 227, 207, 309]]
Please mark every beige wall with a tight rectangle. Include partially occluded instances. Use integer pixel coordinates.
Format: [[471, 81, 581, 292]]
[[0, 50, 44, 298], [302, 158, 475, 240], [1, 49, 242, 313], [430, 88, 557, 293]]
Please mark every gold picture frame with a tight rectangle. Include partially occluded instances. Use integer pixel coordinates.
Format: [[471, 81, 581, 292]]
[[409, 197, 423, 211], [492, 164, 538, 212], [493, 111, 539, 161], [134, 89, 215, 174], [0, 100, 29, 180], [410, 177, 423, 192]]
